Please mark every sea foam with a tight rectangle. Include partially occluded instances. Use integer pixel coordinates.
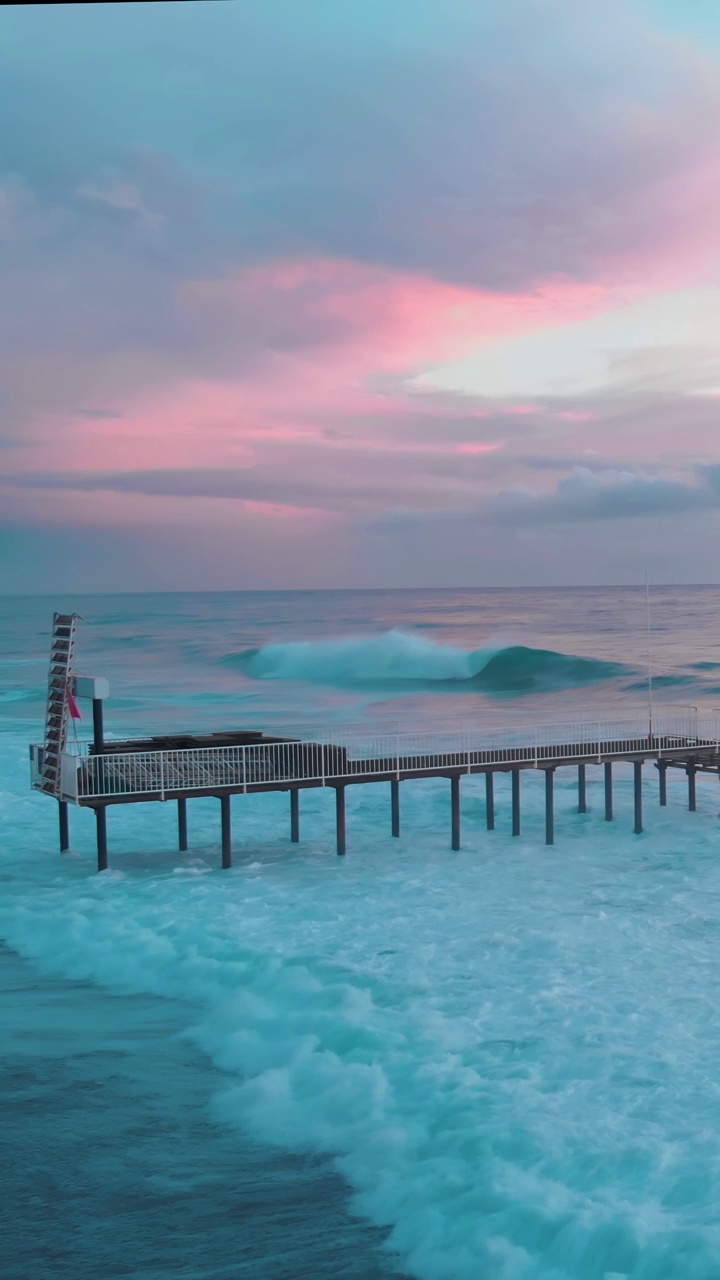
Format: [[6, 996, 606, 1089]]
[[4, 755, 720, 1280]]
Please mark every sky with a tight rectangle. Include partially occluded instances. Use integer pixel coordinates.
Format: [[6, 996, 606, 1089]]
[[3, 1, 720, 590]]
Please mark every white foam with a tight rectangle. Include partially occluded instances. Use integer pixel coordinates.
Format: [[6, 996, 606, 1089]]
[[4, 736, 720, 1278]]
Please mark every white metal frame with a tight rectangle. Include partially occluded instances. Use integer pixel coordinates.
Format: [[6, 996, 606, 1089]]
[[31, 705, 720, 804]]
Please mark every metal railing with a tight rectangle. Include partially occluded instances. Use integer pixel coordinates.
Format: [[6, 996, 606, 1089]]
[[32, 706, 720, 803]]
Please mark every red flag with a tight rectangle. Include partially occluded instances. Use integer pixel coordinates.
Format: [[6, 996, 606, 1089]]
[[67, 687, 82, 721]]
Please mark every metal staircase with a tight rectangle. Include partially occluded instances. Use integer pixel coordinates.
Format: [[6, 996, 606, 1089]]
[[40, 612, 80, 795]]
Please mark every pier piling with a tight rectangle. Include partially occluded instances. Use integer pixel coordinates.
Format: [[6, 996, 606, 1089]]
[[604, 762, 613, 821], [391, 779, 400, 838], [485, 772, 495, 830], [545, 768, 555, 845], [658, 760, 668, 807], [451, 775, 461, 851], [59, 800, 70, 854], [220, 794, 232, 868], [335, 785, 346, 856], [687, 762, 697, 812], [95, 807, 108, 872], [177, 798, 188, 852], [290, 789, 300, 842], [511, 769, 521, 837], [577, 764, 587, 814], [634, 762, 643, 834]]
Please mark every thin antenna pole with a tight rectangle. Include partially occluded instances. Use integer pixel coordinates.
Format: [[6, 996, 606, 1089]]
[[645, 570, 653, 741]]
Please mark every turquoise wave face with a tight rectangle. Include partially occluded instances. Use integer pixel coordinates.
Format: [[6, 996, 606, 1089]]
[[225, 631, 630, 697]]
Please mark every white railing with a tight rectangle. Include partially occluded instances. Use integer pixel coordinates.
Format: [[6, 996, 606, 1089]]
[[32, 706, 720, 803]]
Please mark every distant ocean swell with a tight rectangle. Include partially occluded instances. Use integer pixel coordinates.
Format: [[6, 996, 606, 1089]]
[[224, 630, 629, 696]]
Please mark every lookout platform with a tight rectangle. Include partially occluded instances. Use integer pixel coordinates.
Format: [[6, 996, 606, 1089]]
[[30, 613, 720, 870]]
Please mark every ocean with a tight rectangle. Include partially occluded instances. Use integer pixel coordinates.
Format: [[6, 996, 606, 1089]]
[[3, 587, 720, 1279]]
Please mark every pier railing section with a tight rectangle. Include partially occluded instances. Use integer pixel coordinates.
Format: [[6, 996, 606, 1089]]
[[32, 706, 720, 804]]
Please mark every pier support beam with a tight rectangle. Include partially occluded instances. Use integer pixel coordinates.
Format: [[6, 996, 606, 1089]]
[[485, 772, 495, 831], [633, 762, 643, 835], [59, 800, 70, 854], [451, 775, 461, 851], [290, 789, 300, 843], [95, 807, 108, 873], [687, 762, 697, 812], [335, 785, 346, 857], [511, 769, 521, 837], [178, 798, 188, 852], [604, 762, 613, 822], [92, 697, 105, 755], [577, 764, 587, 814], [391, 779, 400, 838], [658, 760, 668, 807], [545, 768, 555, 845], [220, 795, 232, 869]]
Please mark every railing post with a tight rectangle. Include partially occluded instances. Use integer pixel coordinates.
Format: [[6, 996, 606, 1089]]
[[159, 753, 165, 802]]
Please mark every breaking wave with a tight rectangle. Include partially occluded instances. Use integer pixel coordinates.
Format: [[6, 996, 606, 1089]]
[[225, 631, 628, 696]]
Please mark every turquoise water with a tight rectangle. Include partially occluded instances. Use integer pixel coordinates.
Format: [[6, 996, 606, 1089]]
[[4, 588, 720, 1278]]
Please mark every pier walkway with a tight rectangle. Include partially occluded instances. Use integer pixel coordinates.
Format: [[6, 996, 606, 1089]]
[[29, 614, 720, 871]]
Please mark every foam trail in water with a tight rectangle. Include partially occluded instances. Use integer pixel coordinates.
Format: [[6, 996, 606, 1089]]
[[227, 630, 628, 696], [4, 759, 720, 1280]]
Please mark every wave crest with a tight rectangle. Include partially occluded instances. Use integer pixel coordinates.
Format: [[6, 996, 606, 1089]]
[[225, 631, 627, 696]]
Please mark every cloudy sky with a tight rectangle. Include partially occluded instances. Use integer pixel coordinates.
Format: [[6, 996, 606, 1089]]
[[3, 0, 720, 590]]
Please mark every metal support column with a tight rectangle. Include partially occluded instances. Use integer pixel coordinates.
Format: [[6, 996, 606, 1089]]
[[92, 698, 105, 755], [577, 764, 587, 814], [451, 775, 461, 851], [178, 798, 188, 852], [604, 762, 613, 821], [633, 762, 643, 834], [220, 794, 232, 869], [95, 807, 108, 873], [290, 789, 300, 842], [391, 779, 400, 838], [511, 769, 521, 837], [545, 768, 555, 845], [59, 801, 70, 854], [687, 762, 697, 812], [335, 786, 346, 856], [485, 772, 495, 831], [658, 760, 668, 807]]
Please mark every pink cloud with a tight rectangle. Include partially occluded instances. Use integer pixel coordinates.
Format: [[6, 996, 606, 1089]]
[[455, 443, 501, 455], [28, 257, 621, 477]]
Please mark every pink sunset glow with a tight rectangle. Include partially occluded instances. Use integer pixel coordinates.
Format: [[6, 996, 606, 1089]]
[[5, 0, 720, 589]]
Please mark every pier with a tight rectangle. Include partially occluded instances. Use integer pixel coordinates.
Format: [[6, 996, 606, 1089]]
[[30, 614, 720, 871]]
